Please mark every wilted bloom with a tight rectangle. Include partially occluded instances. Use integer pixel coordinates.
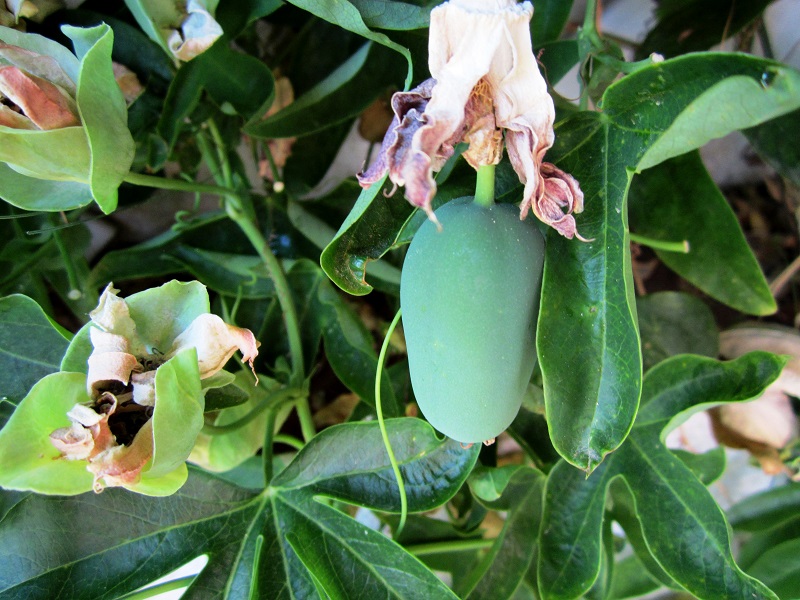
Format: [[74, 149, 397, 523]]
[[0, 41, 79, 129], [49, 283, 259, 492], [167, 0, 223, 61], [358, 0, 585, 239], [1, 0, 61, 28]]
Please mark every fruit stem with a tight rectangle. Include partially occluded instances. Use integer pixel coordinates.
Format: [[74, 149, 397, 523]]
[[473, 164, 496, 208]]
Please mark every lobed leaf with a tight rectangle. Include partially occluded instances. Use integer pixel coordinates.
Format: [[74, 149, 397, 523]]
[[273, 418, 480, 512], [538, 53, 800, 471], [629, 152, 776, 315], [0, 294, 70, 410], [538, 352, 785, 600]]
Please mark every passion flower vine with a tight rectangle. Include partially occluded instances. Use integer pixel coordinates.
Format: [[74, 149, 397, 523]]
[[358, 0, 586, 239]]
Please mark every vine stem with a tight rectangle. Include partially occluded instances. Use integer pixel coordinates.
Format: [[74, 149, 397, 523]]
[[375, 309, 408, 537], [473, 164, 496, 208], [122, 171, 235, 197], [226, 198, 306, 386], [202, 386, 303, 434], [406, 538, 495, 556], [629, 233, 690, 254]]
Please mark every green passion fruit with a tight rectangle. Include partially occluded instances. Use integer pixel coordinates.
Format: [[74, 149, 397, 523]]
[[400, 198, 545, 444]]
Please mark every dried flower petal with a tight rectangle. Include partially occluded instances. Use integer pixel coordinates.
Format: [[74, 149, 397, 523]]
[[167, 313, 260, 380], [0, 64, 78, 129], [88, 419, 154, 492], [86, 328, 141, 397], [167, 0, 223, 62]]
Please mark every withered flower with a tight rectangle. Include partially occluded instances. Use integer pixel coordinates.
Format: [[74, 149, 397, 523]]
[[358, 0, 585, 239], [50, 283, 259, 492]]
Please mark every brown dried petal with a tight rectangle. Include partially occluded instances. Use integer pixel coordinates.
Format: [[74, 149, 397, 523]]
[[50, 422, 95, 460], [87, 328, 141, 397], [88, 419, 154, 492], [357, 78, 435, 191], [519, 161, 587, 240], [131, 369, 157, 407], [0, 42, 76, 95], [167, 0, 223, 62], [0, 104, 36, 129], [0, 65, 78, 129], [167, 313, 260, 380], [112, 62, 143, 104]]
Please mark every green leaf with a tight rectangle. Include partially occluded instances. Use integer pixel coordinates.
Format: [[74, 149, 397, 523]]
[[191, 375, 291, 473], [158, 40, 276, 148], [274, 418, 479, 511], [635, 58, 800, 171], [607, 553, 662, 600], [168, 246, 275, 299], [0, 164, 93, 211], [530, 0, 574, 44], [316, 276, 404, 416], [246, 42, 404, 139], [285, 0, 414, 88], [0, 294, 70, 409], [538, 39, 580, 86], [461, 466, 545, 600], [746, 538, 800, 600], [638, 0, 772, 59], [637, 291, 719, 372], [63, 24, 135, 214], [630, 152, 775, 315], [0, 470, 261, 599], [0, 372, 93, 495], [538, 53, 800, 471], [0, 418, 475, 598], [745, 108, 800, 187], [348, 0, 435, 30], [728, 482, 800, 532], [321, 177, 413, 295], [537, 353, 785, 600]]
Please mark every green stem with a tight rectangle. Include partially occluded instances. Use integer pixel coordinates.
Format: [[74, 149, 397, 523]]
[[274, 434, 305, 450], [629, 233, 690, 254], [207, 119, 233, 187], [406, 538, 495, 556], [123, 172, 235, 197], [473, 164, 496, 208], [116, 576, 196, 600], [226, 197, 306, 386], [295, 396, 316, 443], [375, 309, 408, 537], [203, 387, 302, 434], [50, 214, 82, 298]]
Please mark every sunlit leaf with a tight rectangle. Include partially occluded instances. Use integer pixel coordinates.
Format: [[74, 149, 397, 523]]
[[537, 352, 785, 600], [539, 53, 800, 470]]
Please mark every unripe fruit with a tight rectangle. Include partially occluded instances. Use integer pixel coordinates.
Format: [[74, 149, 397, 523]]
[[400, 198, 545, 444]]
